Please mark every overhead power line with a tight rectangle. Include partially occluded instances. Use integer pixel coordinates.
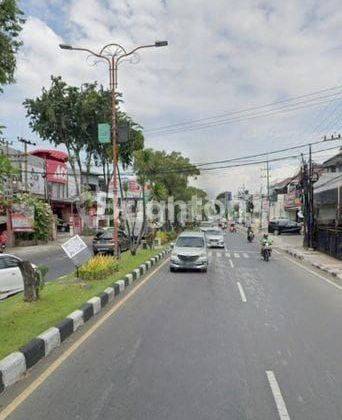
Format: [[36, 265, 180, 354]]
[[146, 93, 342, 136], [145, 84, 342, 133]]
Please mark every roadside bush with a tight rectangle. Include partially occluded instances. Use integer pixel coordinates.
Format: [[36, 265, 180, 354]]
[[79, 255, 119, 281], [166, 230, 177, 242], [156, 231, 168, 245], [37, 265, 49, 288]]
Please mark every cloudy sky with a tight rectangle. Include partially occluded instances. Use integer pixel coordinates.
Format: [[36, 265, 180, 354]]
[[1, 0, 342, 197]]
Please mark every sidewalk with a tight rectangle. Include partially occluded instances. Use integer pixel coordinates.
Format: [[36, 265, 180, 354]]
[[238, 225, 342, 281], [271, 234, 342, 280]]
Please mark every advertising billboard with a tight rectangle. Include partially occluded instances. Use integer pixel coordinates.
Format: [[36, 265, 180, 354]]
[[11, 203, 35, 232]]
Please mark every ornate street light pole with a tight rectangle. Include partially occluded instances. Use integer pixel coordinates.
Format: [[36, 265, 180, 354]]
[[59, 40, 168, 256]]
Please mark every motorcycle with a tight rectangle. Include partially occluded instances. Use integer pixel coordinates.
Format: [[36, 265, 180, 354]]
[[262, 242, 271, 261], [247, 232, 254, 243]]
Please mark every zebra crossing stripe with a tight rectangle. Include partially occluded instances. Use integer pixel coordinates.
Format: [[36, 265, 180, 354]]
[[217, 252, 222, 258], [234, 253, 240, 258], [225, 252, 230, 258], [243, 253, 249, 258]]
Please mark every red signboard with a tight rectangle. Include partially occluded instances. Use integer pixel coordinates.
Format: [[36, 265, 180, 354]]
[[47, 159, 67, 184], [11, 203, 35, 232]]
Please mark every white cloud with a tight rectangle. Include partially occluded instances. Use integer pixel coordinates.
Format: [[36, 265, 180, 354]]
[[1, 0, 342, 195]]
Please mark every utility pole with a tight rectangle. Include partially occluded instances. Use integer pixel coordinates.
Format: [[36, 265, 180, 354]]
[[308, 143, 314, 249], [0, 138, 14, 247], [60, 40, 168, 257], [266, 156, 270, 222], [301, 152, 310, 248], [18, 137, 36, 192]]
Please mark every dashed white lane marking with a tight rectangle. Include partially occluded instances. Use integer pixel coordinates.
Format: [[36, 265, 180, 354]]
[[229, 259, 234, 268], [237, 282, 247, 302], [234, 253, 240, 258], [273, 249, 281, 255], [243, 253, 249, 258], [266, 371, 291, 420], [225, 252, 231, 258]]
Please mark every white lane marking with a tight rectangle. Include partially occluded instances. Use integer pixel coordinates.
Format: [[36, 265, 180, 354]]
[[208, 251, 212, 257], [0, 259, 169, 419], [234, 253, 240, 258], [229, 259, 234, 268], [243, 253, 249, 258], [266, 371, 291, 420], [237, 282, 247, 302], [273, 249, 281, 255], [282, 254, 342, 291], [217, 252, 222, 258], [225, 252, 231, 258]]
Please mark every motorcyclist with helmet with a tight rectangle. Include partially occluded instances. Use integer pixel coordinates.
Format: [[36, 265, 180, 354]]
[[260, 233, 272, 259]]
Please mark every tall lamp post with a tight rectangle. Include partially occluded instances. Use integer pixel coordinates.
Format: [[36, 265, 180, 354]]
[[59, 40, 168, 256]]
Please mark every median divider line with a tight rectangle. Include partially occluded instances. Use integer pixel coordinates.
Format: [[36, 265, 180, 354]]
[[0, 248, 170, 398]]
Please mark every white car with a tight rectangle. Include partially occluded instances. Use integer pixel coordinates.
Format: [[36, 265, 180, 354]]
[[170, 231, 208, 272], [0, 254, 30, 299], [204, 228, 225, 248]]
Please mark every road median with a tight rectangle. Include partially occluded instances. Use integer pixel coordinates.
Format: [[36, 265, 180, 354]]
[[0, 248, 170, 394]]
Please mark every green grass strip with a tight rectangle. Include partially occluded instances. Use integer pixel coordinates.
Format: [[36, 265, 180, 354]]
[[0, 248, 165, 359]]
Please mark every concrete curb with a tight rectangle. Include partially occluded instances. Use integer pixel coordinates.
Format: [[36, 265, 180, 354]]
[[0, 248, 170, 394], [283, 248, 342, 278], [238, 224, 342, 280]]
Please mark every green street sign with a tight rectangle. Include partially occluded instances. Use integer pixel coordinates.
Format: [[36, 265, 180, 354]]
[[98, 123, 111, 144]]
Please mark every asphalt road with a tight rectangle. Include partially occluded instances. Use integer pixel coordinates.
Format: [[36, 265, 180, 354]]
[[2, 232, 342, 419], [8, 240, 93, 281]]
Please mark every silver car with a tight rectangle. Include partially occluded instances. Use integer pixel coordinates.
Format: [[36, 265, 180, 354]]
[[170, 231, 208, 272], [203, 228, 225, 248]]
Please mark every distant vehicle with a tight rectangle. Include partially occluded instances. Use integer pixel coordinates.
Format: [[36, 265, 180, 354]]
[[170, 231, 208, 272], [0, 254, 36, 299], [203, 228, 225, 248], [268, 219, 301, 235], [262, 242, 272, 262], [229, 222, 236, 233], [247, 229, 254, 243], [93, 228, 130, 255], [199, 221, 215, 229]]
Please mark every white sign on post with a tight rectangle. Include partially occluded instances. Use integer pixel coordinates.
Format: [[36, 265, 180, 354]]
[[61, 235, 92, 268], [62, 235, 87, 258]]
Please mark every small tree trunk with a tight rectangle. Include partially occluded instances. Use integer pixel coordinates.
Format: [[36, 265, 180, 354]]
[[18, 261, 39, 302]]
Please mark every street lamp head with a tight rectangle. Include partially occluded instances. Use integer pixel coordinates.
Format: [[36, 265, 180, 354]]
[[155, 40, 168, 47], [59, 44, 73, 50]]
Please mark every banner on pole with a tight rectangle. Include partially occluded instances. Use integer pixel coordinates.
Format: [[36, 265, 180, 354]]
[[98, 123, 111, 144]]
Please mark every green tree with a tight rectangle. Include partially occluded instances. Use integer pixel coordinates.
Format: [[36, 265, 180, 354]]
[[24, 77, 144, 197], [24, 76, 84, 195], [79, 83, 144, 194], [0, 153, 18, 193], [0, 0, 24, 93], [133, 148, 200, 233], [14, 194, 54, 242]]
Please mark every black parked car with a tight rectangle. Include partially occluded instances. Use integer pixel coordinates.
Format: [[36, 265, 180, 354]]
[[93, 228, 130, 255], [268, 219, 301, 235]]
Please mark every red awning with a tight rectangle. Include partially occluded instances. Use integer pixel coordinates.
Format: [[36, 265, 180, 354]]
[[30, 149, 68, 162]]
